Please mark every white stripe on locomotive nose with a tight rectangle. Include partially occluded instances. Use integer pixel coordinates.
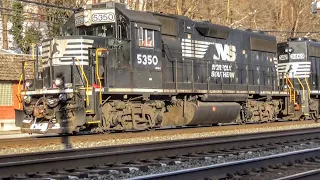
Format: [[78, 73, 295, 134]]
[[60, 50, 90, 54], [194, 47, 209, 51], [181, 38, 211, 58], [64, 39, 94, 44], [195, 44, 210, 49], [194, 40, 214, 45], [65, 44, 93, 49], [182, 46, 192, 50], [53, 56, 90, 60], [182, 39, 191, 43], [41, 38, 94, 67]]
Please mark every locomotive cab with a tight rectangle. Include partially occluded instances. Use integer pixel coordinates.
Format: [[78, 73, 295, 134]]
[[15, 1, 164, 134], [71, 2, 163, 89], [277, 37, 319, 120], [277, 37, 309, 79]]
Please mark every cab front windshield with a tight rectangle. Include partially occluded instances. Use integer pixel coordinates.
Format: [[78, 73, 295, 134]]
[[78, 24, 114, 38]]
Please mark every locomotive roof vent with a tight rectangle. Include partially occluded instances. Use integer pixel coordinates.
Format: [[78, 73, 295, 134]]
[[194, 18, 211, 23], [288, 37, 309, 42], [245, 29, 265, 34]]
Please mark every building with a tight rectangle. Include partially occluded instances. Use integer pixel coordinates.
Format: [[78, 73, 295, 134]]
[[0, 52, 34, 131]]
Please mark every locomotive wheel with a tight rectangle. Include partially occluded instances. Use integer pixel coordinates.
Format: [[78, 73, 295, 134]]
[[311, 111, 320, 123], [299, 116, 307, 121], [235, 118, 245, 125]]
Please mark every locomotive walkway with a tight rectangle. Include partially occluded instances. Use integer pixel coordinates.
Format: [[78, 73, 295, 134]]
[[1, 126, 320, 179]]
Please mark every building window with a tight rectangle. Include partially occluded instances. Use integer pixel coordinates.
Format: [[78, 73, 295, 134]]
[[138, 28, 154, 47], [0, 82, 13, 106]]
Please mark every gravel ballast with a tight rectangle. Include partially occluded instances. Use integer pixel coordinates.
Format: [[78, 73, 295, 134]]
[[1, 122, 320, 155], [78, 140, 320, 180]]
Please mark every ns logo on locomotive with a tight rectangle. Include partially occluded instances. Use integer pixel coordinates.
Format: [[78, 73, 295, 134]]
[[15, 1, 320, 134]]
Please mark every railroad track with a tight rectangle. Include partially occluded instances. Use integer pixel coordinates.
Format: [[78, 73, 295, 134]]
[[2, 127, 320, 179], [130, 147, 320, 180], [0, 121, 318, 149]]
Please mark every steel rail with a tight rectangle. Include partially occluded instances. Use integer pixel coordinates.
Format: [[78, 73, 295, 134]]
[[0, 125, 228, 147], [0, 134, 81, 148], [274, 169, 320, 180], [1, 127, 320, 178], [127, 147, 320, 180], [0, 121, 316, 147]]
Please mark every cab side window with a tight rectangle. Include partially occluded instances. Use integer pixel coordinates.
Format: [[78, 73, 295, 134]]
[[138, 28, 154, 48]]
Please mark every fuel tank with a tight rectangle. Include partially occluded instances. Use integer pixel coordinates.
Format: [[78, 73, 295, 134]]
[[163, 101, 240, 126]]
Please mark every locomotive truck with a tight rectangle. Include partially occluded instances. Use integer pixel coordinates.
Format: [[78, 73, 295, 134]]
[[14, 1, 320, 134]]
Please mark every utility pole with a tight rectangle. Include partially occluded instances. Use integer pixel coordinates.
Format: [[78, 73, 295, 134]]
[[1, 0, 9, 50]]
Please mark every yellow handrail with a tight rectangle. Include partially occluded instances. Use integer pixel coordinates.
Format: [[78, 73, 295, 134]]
[[285, 78, 293, 103], [296, 77, 305, 104], [17, 45, 36, 109], [304, 77, 311, 100], [95, 48, 108, 104], [75, 57, 90, 107], [31, 43, 35, 73], [17, 73, 23, 109], [285, 75, 296, 103]]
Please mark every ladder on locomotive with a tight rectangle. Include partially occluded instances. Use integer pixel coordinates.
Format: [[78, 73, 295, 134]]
[[285, 75, 296, 104], [285, 74, 311, 115], [95, 48, 108, 105], [74, 57, 93, 114]]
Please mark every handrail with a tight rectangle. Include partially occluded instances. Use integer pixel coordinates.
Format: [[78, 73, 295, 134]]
[[17, 45, 36, 109], [75, 57, 90, 107], [296, 76, 305, 104], [17, 72, 23, 109], [285, 78, 293, 103], [95, 48, 108, 104], [305, 77, 311, 100], [31, 43, 35, 73], [285, 74, 296, 103]]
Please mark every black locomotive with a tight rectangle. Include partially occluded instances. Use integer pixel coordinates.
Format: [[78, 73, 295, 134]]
[[14, 1, 320, 134]]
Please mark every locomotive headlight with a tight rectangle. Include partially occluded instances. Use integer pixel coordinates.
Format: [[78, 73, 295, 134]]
[[54, 78, 63, 87], [25, 80, 32, 88], [23, 96, 31, 104], [285, 47, 294, 53], [84, 10, 89, 16], [84, 10, 90, 23]]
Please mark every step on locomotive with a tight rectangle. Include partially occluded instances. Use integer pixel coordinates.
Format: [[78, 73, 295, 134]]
[[15, 1, 320, 134]]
